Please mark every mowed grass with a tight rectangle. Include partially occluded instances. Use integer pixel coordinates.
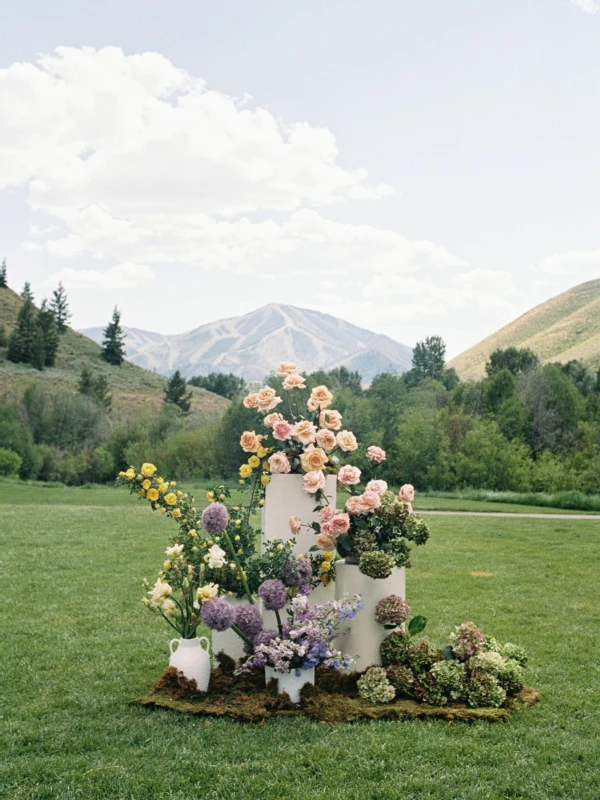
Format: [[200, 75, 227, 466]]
[[1, 484, 600, 799]]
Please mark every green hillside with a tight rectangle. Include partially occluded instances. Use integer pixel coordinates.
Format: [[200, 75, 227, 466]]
[[449, 279, 600, 380], [0, 286, 228, 422]]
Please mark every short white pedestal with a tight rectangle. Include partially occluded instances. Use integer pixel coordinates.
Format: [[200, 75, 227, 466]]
[[211, 597, 246, 665]]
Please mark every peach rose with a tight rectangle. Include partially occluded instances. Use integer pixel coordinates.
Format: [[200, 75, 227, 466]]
[[278, 362, 297, 377], [243, 392, 260, 409], [264, 412, 283, 428], [361, 490, 381, 511], [268, 452, 291, 474], [307, 397, 320, 413], [282, 373, 306, 390], [289, 515, 301, 534], [319, 506, 336, 524], [294, 419, 317, 445], [399, 484, 415, 504], [319, 409, 343, 431], [337, 464, 362, 485], [303, 469, 326, 494], [336, 430, 358, 452], [366, 479, 388, 496], [256, 387, 282, 412], [330, 513, 350, 536], [240, 430, 261, 453], [316, 428, 336, 451], [346, 495, 368, 515], [272, 420, 295, 441], [316, 532, 336, 550], [309, 385, 333, 409], [366, 445, 386, 463], [405, 502, 413, 515], [300, 445, 329, 473]]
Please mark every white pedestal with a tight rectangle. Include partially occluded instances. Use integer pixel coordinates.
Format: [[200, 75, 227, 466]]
[[211, 597, 246, 666], [335, 561, 406, 670]]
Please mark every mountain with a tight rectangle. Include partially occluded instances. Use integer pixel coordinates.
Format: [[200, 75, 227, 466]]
[[449, 279, 600, 380], [81, 304, 413, 383], [0, 287, 228, 420]]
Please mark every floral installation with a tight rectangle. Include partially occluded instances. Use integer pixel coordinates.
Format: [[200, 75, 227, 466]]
[[357, 667, 396, 704]]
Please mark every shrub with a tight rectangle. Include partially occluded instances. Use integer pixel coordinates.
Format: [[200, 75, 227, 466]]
[[0, 447, 22, 477]]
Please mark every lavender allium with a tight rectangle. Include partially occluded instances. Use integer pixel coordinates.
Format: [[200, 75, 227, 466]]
[[201, 502, 229, 534], [281, 558, 313, 587], [450, 622, 486, 661], [234, 603, 263, 637], [258, 579, 288, 610], [201, 597, 235, 631], [375, 595, 411, 627]]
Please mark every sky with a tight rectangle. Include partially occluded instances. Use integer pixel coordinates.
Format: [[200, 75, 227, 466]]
[[1, 0, 599, 357]]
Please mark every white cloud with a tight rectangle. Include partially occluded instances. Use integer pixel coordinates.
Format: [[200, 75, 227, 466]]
[[45, 262, 153, 289], [535, 248, 600, 281], [570, 0, 599, 14]]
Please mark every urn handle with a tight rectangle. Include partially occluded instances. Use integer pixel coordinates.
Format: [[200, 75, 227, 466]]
[[198, 636, 210, 653], [169, 638, 179, 655]]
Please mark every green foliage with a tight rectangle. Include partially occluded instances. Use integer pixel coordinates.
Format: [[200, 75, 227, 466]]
[[78, 366, 112, 410], [189, 372, 247, 400], [49, 281, 71, 333], [164, 370, 193, 412], [20, 281, 34, 301], [7, 297, 39, 366], [486, 347, 539, 377], [0, 323, 7, 347], [101, 306, 126, 366], [0, 257, 7, 288], [0, 447, 22, 477], [37, 300, 60, 367], [411, 335, 446, 381], [0, 402, 42, 479]]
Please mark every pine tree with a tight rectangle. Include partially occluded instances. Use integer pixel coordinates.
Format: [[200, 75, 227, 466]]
[[164, 370, 193, 413], [31, 326, 46, 371], [50, 281, 71, 333], [0, 323, 7, 347], [37, 300, 60, 367], [21, 282, 34, 302], [78, 366, 95, 395], [7, 298, 38, 365], [78, 366, 112, 411], [101, 307, 126, 366], [0, 258, 7, 289]]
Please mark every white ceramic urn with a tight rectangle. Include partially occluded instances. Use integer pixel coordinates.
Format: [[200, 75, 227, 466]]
[[168, 637, 211, 691], [265, 666, 315, 703]]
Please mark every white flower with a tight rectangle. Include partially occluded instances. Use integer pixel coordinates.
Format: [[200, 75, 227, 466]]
[[204, 544, 227, 569], [196, 583, 220, 603], [149, 578, 172, 606], [162, 598, 177, 617], [165, 543, 184, 558]]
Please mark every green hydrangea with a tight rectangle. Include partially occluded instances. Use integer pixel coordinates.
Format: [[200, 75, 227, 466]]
[[483, 635, 502, 653], [466, 672, 506, 708], [357, 667, 396, 704], [403, 514, 430, 545], [497, 659, 525, 695], [469, 650, 505, 677], [359, 551, 396, 579], [380, 630, 412, 667], [501, 642, 527, 666], [430, 660, 466, 701], [386, 664, 415, 697]]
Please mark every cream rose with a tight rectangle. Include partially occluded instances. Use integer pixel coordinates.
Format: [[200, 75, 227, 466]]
[[336, 430, 358, 452], [309, 385, 333, 409], [289, 515, 301, 534], [307, 397, 320, 412], [366, 445, 386, 463], [366, 479, 388, 496], [303, 469, 326, 494], [316, 532, 336, 551], [264, 412, 283, 428], [294, 419, 317, 445], [243, 392, 260, 409], [316, 428, 337, 450], [278, 362, 297, 376], [346, 495, 368, 515], [256, 387, 282, 412], [361, 490, 381, 511], [240, 430, 261, 453], [282, 373, 306, 390], [337, 464, 362, 485], [300, 444, 329, 473], [319, 409, 343, 431], [268, 452, 291, 474], [399, 484, 415, 503]]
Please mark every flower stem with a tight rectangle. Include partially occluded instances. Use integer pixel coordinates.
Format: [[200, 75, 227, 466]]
[[231, 623, 253, 647], [275, 609, 284, 637], [221, 528, 255, 604]]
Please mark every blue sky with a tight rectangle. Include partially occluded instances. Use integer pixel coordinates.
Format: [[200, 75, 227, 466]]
[[1, 0, 599, 355]]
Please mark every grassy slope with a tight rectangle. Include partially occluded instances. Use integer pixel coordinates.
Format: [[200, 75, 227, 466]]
[[449, 279, 600, 380], [2, 483, 600, 799], [0, 287, 228, 420]]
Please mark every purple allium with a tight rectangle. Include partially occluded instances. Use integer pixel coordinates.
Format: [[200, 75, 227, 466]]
[[201, 502, 229, 534], [451, 622, 486, 661], [234, 603, 263, 637], [281, 558, 312, 587], [243, 627, 278, 655], [258, 579, 288, 611], [375, 595, 411, 627], [201, 597, 235, 631]]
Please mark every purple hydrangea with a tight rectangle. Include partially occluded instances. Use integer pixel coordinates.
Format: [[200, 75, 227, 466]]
[[281, 558, 312, 587], [258, 579, 288, 611], [451, 622, 486, 661], [201, 597, 235, 631], [233, 603, 263, 637], [201, 502, 229, 534], [374, 595, 411, 627]]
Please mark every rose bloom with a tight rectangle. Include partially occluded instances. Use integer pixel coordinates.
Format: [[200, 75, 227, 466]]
[[240, 430, 261, 453], [337, 464, 362, 485], [319, 409, 343, 431], [272, 419, 295, 441], [278, 362, 297, 377], [256, 387, 282, 412], [263, 412, 283, 428], [309, 385, 334, 409], [366, 445, 386, 464], [399, 484, 415, 503], [243, 392, 260, 409], [336, 430, 358, 452], [330, 513, 350, 536], [289, 515, 301, 534], [346, 495, 368, 515], [366, 479, 388, 496], [268, 452, 291, 474], [307, 397, 320, 412], [300, 444, 329, 472], [303, 469, 326, 494], [319, 506, 336, 524], [282, 373, 306, 390], [316, 532, 336, 550], [316, 428, 337, 451], [361, 490, 381, 511], [294, 419, 317, 445], [405, 502, 414, 515]]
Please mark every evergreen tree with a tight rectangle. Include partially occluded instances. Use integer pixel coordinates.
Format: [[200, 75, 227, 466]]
[[411, 335, 447, 381], [31, 326, 46, 371], [7, 298, 38, 365], [21, 282, 34, 302], [78, 366, 112, 411], [77, 366, 95, 396], [50, 281, 71, 333], [101, 307, 126, 366], [0, 323, 7, 347], [0, 258, 7, 289], [37, 300, 60, 367], [164, 370, 193, 413]]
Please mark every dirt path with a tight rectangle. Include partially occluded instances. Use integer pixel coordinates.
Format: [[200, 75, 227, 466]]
[[419, 510, 600, 520]]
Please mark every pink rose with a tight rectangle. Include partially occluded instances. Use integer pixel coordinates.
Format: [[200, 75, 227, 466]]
[[319, 409, 342, 431], [337, 465, 362, 485], [399, 484, 415, 504], [316, 532, 336, 550], [320, 522, 333, 536], [268, 452, 291, 474], [330, 513, 350, 536], [346, 495, 368, 515], [294, 420, 317, 445], [289, 515, 301, 534], [366, 479, 388, 496], [336, 430, 358, 452], [319, 506, 336, 524], [264, 412, 283, 428], [366, 445, 386, 464], [272, 420, 295, 441], [282, 373, 306, 390], [303, 469, 326, 494], [243, 392, 259, 409], [316, 428, 337, 451], [361, 490, 381, 511]]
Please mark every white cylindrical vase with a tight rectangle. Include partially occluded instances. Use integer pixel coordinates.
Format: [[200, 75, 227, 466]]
[[265, 666, 315, 703], [335, 561, 406, 671], [211, 596, 246, 666]]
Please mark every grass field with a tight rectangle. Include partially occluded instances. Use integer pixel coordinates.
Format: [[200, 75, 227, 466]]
[[2, 482, 600, 799]]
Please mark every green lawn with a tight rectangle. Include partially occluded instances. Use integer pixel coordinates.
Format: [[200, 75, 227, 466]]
[[2, 484, 600, 799]]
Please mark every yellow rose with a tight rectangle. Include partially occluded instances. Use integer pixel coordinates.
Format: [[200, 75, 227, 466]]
[[163, 560, 172, 570], [147, 488, 159, 502], [142, 479, 151, 490], [159, 482, 169, 493], [189, 529, 197, 538], [261, 475, 270, 487], [137, 489, 145, 497], [164, 492, 177, 506], [118, 471, 126, 478], [323, 551, 334, 562], [239, 464, 253, 479], [207, 491, 214, 500], [256, 445, 268, 459], [299, 444, 328, 473], [125, 468, 136, 480], [321, 561, 331, 572], [172, 508, 182, 518], [248, 455, 261, 468], [141, 463, 157, 477], [239, 479, 245, 485]]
